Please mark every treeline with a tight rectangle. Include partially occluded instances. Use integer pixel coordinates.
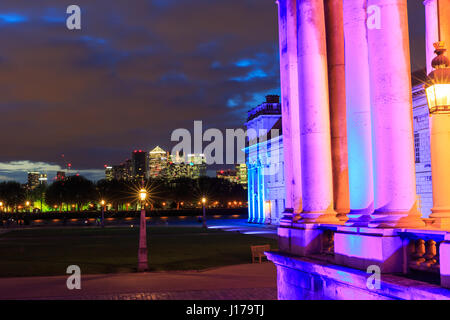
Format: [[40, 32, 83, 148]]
[[0, 176, 247, 212]]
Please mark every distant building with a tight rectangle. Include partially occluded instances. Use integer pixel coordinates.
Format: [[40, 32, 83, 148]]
[[149, 146, 168, 178], [412, 69, 433, 217], [235, 164, 248, 189], [245, 95, 285, 225], [56, 171, 66, 181], [39, 173, 48, 185], [105, 166, 113, 181], [216, 169, 239, 184], [186, 153, 207, 179], [132, 150, 148, 180], [164, 152, 190, 180], [27, 172, 41, 189]]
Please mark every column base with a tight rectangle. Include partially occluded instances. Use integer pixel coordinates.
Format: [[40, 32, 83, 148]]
[[278, 224, 323, 256], [369, 201, 426, 228], [430, 207, 450, 230], [138, 248, 148, 272], [299, 206, 343, 225], [345, 206, 374, 227], [336, 211, 350, 223], [334, 227, 404, 273]]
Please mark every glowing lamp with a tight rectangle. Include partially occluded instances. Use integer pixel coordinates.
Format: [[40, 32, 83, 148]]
[[0, 202, 3, 207], [425, 42, 450, 114], [25, 201, 30, 206], [101, 200, 106, 206], [201, 197, 206, 204], [139, 188, 148, 202]]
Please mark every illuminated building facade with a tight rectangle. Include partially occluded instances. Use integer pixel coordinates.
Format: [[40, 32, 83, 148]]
[[186, 154, 207, 179], [245, 95, 285, 225], [148, 146, 168, 178], [412, 70, 433, 218], [27, 172, 41, 190], [105, 166, 113, 181], [235, 164, 248, 189]]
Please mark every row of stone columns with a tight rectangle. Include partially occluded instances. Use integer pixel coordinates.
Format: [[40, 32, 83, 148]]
[[277, 0, 427, 228]]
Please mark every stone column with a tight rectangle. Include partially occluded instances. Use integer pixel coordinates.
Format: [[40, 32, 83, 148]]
[[367, 0, 425, 228], [343, 0, 374, 226], [277, 0, 303, 222], [424, 0, 450, 73], [429, 114, 450, 229], [297, 0, 340, 224], [324, 0, 350, 222]]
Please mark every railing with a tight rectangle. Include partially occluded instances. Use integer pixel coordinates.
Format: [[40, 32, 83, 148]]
[[313, 225, 446, 283], [408, 239, 440, 274], [321, 229, 335, 256]]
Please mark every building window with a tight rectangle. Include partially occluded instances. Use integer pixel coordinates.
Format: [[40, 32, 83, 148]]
[[414, 133, 420, 163]]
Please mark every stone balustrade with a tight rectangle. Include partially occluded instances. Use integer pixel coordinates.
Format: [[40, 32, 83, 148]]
[[275, 221, 450, 291]]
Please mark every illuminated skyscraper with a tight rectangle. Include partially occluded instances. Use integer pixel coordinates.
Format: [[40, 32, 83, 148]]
[[235, 164, 248, 189], [27, 172, 40, 189], [186, 154, 207, 179], [105, 166, 113, 181], [132, 150, 148, 180], [149, 146, 168, 178]]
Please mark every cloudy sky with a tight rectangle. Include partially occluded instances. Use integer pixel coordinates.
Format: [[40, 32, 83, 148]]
[[0, 0, 426, 182]]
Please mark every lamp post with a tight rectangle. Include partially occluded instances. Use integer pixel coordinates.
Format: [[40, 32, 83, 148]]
[[201, 197, 207, 229], [138, 188, 148, 272], [425, 41, 450, 229], [100, 200, 106, 228], [25, 201, 30, 213], [0, 202, 3, 213]]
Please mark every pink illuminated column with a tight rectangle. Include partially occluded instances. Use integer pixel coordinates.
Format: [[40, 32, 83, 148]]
[[297, 0, 340, 224], [367, 0, 425, 228], [343, 0, 374, 226], [324, 0, 350, 221], [277, 0, 303, 219]]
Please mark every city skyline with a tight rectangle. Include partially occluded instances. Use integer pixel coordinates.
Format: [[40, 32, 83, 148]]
[[0, 0, 426, 182]]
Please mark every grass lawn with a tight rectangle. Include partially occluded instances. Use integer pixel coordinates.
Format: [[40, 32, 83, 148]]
[[0, 226, 277, 278]]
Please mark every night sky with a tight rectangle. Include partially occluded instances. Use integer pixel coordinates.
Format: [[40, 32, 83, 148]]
[[0, 0, 426, 182]]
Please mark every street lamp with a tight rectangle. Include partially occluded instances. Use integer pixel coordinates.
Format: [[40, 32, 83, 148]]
[[138, 187, 148, 272], [201, 197, 207, 229], [0, 201, 3, 213], [25, 201, 30, 213], [425, 41, 450, 229], [100, 200, 106, 228]]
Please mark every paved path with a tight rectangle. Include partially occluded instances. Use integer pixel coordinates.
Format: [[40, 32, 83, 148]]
[[0, 263, 277, 300], [206, 220, 277, 239]]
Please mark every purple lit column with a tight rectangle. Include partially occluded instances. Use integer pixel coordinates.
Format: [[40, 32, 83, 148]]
[[276, 0, 303, 220], [297, 0, 340, 224], [367, 0, 425, 228], [343, 0, 374, 226], [324, 0, 350, 222]]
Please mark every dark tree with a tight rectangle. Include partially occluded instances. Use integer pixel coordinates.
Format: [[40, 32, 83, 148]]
[[0, 181, 26, 211]]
